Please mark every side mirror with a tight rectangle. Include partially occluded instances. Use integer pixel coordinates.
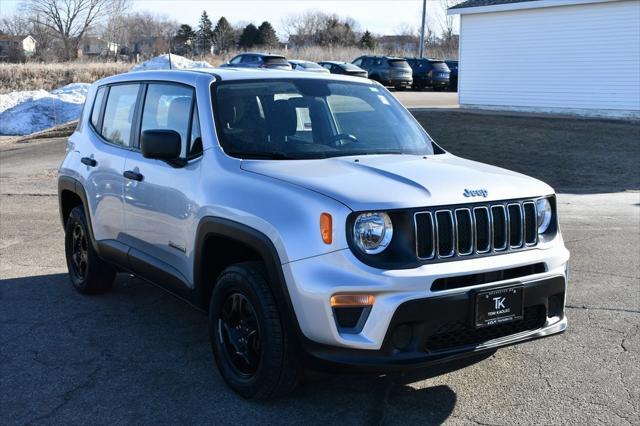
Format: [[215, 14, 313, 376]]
[[141, 129, 181, 161]]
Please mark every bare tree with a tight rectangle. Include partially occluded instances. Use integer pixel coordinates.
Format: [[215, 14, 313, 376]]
[[101, 0, 130, 60], [282, 10, 359, 47], [24, 0, 113, 60], [0, 14, 31, 36], [438, 0, 462, 43]]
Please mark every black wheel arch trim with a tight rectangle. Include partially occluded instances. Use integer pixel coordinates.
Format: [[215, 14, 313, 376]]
[[58, 175, 99, 253], [193, 216, 304, 342]]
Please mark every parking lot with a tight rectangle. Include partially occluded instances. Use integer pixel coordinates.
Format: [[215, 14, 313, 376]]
[[1, 103, 639, 424]]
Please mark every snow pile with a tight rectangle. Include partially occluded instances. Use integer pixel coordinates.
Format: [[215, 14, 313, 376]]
[[130, 54, 213, 72], [0, 83, 90, 135]]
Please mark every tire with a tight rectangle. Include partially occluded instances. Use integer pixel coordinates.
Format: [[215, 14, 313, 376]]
[[64, 206, 116, 294], [394, 85, 406, 91], [209, 262, 300, 400]]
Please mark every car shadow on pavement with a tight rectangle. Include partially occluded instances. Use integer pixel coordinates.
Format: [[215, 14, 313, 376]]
[[0, 272, 484, 423]]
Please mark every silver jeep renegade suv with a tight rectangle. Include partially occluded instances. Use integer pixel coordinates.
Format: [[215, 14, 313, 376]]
[[58, 69, 569, 399]]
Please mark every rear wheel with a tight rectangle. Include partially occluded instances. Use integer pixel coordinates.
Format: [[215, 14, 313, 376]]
[[209, 262, 299, 399], [64, 206, 116, 294]]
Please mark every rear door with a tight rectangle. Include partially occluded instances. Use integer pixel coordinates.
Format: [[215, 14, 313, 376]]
[[83, 83, 140, 242], [122, 82, 203, 285]]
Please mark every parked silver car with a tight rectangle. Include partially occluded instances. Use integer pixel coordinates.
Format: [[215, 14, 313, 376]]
[[289, 59, 330, 73], [58, 69, 569, 399]]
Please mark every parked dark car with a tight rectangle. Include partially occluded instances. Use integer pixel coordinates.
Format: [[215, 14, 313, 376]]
[[220, 53, 292, 70], [405, 58, 450, 91], [289, 60, 330, 73], [318, 61, 368, 78], [352, 56, 413, 89], [445, 60, 459, 91]]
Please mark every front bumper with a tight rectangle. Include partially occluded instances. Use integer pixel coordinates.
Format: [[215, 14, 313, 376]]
[[282, 243, 569, 353], [431, 79, 450, 88], [297, 276, 566, 372]]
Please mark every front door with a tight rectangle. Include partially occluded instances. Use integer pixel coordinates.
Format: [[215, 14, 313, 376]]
[[122, 83, 203, 285], [83, 83, 140, 242]]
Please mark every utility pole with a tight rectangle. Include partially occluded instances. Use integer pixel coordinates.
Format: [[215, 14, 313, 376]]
[[418, 0, 427, 58]]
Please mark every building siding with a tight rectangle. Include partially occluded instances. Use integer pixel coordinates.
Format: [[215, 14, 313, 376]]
[[459, 0, 640, 116]]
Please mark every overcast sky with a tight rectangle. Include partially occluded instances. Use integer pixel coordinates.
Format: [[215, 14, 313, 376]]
[[0, 0, 458, 39]]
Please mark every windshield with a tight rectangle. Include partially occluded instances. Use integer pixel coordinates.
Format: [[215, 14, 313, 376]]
[[212, 79, 435, 160]]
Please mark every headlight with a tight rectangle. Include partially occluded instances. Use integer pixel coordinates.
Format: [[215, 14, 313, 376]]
[[353, 212, 393, 254], [536, 198, 552, 234]]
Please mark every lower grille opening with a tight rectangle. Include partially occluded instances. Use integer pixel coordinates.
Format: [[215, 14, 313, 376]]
[[425, 305, 546, 352], [431, 263, 547, 291], [333, 307, 371, 333]]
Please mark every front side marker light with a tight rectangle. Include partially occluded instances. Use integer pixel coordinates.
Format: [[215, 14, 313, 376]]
[[330, 294, 375, 307], [320, 212, 332, 244]]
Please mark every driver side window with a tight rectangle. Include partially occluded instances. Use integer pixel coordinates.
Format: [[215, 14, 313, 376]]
[[140, 83, 196, 159]]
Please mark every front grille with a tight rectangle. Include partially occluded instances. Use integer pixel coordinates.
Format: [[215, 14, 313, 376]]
[[414, 199, 539, 262], [425, 305, 546, 352]]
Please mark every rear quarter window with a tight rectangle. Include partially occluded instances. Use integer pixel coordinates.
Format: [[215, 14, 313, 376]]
[[100, 84, 140, 148], [90, 86, 106, 129]]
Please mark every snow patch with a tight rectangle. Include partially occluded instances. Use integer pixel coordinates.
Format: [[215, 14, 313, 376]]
[[130, 54, 213, 71], [0, 83, 90, 136], [0, 54, 214, 136]]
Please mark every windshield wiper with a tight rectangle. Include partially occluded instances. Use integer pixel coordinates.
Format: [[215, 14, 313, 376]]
[[330, 150, 407, 157]]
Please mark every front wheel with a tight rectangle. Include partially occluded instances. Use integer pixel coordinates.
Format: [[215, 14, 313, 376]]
[[209, 262, 300, 399]]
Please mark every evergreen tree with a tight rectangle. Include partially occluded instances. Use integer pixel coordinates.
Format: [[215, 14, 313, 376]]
[[212, 16, 235, 53], [175, 24, 196, 53], [359, 30, 375, 50], [257, 21, 278, 47], [196, 11, 213, 54], [238, 23, 259, 49]]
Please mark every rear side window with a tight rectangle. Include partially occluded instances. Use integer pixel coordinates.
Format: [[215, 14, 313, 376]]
[[101, 84, 140, 147], [90, 86, 105, 129], [140, 83, 195, 158]]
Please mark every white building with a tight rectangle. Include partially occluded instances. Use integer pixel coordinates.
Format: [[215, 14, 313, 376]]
[[449, 0, 640, 118]]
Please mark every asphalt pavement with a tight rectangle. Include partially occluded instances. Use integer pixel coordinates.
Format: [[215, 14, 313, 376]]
[[1, 125, 639, 424]]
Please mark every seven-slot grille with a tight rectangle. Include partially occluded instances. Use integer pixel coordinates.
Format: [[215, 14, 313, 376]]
[[414, 200, 538, 261]]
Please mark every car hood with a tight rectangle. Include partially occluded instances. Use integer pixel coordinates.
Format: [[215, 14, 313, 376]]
[[240, 153, 554, 211]]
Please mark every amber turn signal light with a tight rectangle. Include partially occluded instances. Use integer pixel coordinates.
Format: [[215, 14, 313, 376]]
[[330, 294, 375, 307], [320, 212, 332, 244]]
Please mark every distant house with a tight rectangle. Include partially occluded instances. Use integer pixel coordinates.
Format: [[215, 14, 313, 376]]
[[79, 37, 119, 57], [0, 34, 36, 61], [131, 36, 168, 57], [449, 0, 640, 118], [377, 35, 419, 53]]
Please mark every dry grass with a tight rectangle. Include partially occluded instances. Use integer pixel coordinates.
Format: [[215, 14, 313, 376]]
[[0, 45, 457, 94], [0, 62, 132, 94]]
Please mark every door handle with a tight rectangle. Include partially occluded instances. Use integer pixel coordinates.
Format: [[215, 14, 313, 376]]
[[81, 157, 97, 167], [123, 170, 144, 181]]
